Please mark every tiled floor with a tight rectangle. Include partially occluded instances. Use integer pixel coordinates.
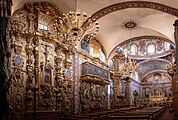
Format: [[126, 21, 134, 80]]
[[157, 109, 174, 120]]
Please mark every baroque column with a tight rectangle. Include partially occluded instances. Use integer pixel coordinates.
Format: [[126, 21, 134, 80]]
[[112, 55, 122, 98]]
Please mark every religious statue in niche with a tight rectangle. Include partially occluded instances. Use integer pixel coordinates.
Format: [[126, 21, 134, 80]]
[[85, 90, 90, 99], [44, 66, 52, 85], [91, 84, 96, 100], [40, 42, 53, 85], [133, 90, 138, 106], [102, 90, 107, 99]]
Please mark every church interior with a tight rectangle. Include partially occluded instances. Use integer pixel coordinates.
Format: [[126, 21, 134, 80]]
[[0, 0, 178, 120]]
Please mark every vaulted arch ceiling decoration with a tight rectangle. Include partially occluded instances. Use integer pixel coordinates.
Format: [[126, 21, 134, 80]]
[[138, 59, 169, 78], [12, 0, 178, 58], [108, 35, 174, 60], [142, 71, 172, 84]]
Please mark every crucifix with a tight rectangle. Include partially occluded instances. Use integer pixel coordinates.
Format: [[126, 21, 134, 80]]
[[41, 43, 52, 64]]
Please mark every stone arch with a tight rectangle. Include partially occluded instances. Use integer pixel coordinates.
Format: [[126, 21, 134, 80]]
[[82, 1, 178, 29], [107, 36, 174, 62], [81, 1, 178, 62], [142, 70, 172, 83]]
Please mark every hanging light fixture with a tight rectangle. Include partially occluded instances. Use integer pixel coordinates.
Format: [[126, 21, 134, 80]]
[[53, 0, 99, 42]]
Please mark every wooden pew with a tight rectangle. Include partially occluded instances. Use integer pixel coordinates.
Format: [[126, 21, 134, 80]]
[[75, 106, 165, 120], [108, 107, 165, 120], [109, 115, 151, 120], [33, 111, 59, 120]]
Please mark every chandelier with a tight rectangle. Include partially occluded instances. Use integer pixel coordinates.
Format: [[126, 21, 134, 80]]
[[53, 10, 99, 42]]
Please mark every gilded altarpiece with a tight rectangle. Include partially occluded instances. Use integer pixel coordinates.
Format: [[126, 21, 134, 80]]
[[80, 62, 110, 113], [7, 2, 75, 119], [110, 54, 131, 108]]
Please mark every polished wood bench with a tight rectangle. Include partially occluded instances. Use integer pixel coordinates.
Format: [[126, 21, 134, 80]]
[[109, 115, 151, 120], [108, 107, 165, 120], [33, 111, 59, 120], [75, 107, 165, 120]]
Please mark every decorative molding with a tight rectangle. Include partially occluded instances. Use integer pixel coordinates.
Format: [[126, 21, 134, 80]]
[[74, 52, 80, 113], [82, 1, 178, 29], [139, 59, 169, 77], [24, 2, 61, 16], [108, 36, 174, 61], [81, 74, 110, 85], [81, 62, 109, 80]]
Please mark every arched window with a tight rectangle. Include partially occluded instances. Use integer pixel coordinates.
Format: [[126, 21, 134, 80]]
[[99, 49, 106, 62], [130, 44, 137, 54], [147, 44, 156, 54], [109, 59, 114, 68], [89, 47, 94, 56], [81, 41, 89, 52], [164, 42, 170, 51]]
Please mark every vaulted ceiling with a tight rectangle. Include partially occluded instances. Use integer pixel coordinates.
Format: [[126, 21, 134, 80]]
[[12, 0, 178, 57]]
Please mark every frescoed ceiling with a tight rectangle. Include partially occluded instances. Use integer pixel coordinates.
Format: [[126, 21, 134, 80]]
[[138, 59, 169, 77]]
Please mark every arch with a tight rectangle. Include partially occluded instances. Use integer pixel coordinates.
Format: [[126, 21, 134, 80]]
[[82, 1, 178, 29], [142, 70, 172, 83], [138, 58, 170, 64], [107, 36, 174, 61], [138, 59, 170, 79]]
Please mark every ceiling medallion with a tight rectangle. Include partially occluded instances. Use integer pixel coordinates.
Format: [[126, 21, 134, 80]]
[[123, 20, 137, 30]]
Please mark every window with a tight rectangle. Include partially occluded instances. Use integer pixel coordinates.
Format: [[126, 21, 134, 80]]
[[38, 23, 48, 30], [90, 47, 94, 56], [109, 59, 114, 68], [99, 49, 105, 62], [130, 44, 137, 54], [81, 41, 89, 52], [147, 44, 156, 54], [164, 42, 170, 51]]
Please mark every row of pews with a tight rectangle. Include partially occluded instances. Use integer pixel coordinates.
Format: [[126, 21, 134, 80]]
[[62, 107, 166, 120], [25, 106, 166, 120], [108, 107, 166, 120]]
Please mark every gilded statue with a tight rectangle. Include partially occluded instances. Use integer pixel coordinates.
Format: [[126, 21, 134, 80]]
[[91, 84, 96, 100]]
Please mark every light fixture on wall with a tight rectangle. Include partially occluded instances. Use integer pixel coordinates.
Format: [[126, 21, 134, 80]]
[[53, 0, 99, 42]]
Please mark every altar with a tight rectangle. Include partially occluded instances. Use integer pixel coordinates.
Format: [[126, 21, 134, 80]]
[[149, 89, 164, 102]]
